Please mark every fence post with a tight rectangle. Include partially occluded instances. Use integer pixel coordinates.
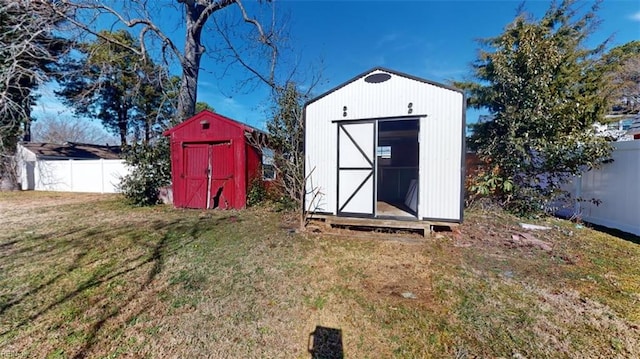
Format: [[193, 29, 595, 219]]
[[101, 159, 105, 194], [69, 159, 73, 192]]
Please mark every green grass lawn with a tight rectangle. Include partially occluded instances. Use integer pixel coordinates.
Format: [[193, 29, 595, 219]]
[[0, 192, 638, 358]]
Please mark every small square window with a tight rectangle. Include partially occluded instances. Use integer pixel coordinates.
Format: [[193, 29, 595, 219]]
[[263, 164, 276, 181], [377, 146, 391, 159], [262, 149, 276, 181]]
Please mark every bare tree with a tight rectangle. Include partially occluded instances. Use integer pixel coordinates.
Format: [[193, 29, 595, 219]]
[[249, 79, 323, 229], [601, 41, 640, 116], [46, 0, 283, 121], [609, 54, 640, 115], [31, 117, 118, 145], [0, 0, 67, 190]]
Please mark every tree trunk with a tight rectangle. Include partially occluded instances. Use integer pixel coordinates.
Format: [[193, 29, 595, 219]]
[[177, 4, 206, 122], [144, 119, 150, 146], [0, 176, 19, 191], [0, 154, 20, 191], [22, 118, 31, 142], [119, 106, 128, 146]]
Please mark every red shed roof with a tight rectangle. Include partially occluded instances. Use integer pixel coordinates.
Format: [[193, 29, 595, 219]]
[[163, 110, 264, 137]]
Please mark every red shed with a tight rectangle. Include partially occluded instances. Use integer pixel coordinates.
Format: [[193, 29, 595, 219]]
[[163, 110, 264, 209]]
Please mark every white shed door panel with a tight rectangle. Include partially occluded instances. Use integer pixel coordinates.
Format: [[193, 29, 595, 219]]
[[337, 122, 375, 216]]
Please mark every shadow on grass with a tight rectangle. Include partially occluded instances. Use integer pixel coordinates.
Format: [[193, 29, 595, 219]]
[[0, 249, 85, 316], [308, 326, 344, 359], [585, 222, 640, 246], [71, 229, 174, 359], [0, 213, 225, 357]]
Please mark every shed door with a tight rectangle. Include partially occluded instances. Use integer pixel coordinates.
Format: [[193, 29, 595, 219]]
[[209, 142, 234, 209], [337, 122, 375, 217], [183, 143, 210, 208]]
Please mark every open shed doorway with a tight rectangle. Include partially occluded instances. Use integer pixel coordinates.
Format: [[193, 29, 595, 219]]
[[376, 119, 419, 218]]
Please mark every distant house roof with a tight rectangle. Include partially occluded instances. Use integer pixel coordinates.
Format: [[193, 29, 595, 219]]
[[20, 142, 122, 160]]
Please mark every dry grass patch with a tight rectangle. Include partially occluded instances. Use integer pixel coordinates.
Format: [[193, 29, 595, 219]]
[[0, 192, 638, 358]]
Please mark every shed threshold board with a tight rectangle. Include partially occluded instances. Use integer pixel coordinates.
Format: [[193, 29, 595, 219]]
[[307, 214, 457, 230]]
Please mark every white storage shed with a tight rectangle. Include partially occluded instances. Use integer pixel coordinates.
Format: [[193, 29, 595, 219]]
[[304, 67, 465, 228]]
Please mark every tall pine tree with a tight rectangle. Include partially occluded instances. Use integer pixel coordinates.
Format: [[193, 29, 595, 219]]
[[56, 30, 175, 146]]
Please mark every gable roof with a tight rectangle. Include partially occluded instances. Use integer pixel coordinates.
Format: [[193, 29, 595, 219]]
[[305, 67, 464, 108], [162, 110, 266, 136], [20, 142, 122, 160]]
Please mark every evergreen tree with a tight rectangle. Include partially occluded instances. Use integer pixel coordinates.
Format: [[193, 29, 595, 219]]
[[56, 30, 175, 146], [195, 102, 215, 113], [457, 0, 612, 215]]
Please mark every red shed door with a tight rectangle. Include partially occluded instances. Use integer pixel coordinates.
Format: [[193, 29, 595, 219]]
[[183, 144, 210, 208], [209, 142, 235, 209]]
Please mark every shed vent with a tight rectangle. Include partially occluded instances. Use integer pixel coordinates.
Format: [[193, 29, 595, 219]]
[[364, 73, 391, 83]]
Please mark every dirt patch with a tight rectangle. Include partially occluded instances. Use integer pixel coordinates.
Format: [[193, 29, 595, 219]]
[[451, 211, 568, 254]]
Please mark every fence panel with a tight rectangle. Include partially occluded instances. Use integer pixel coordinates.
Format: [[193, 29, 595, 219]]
[[568, 141, 640, 236], [35, 160, 72, 192], [33, 159, 130, 193]]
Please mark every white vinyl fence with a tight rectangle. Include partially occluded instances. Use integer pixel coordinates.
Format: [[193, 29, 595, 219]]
[[561, 141, 640, 236], [20, 159, 130, 193]]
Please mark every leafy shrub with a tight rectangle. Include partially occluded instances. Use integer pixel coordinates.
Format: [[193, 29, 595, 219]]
[[246, 178, 267, 207], [465, 165, 513, 207], [119, 138, 171, 206]]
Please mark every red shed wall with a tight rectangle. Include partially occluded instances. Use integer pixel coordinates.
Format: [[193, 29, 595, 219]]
[[246, 143, 262, 188], [165, 111, 259, 209]]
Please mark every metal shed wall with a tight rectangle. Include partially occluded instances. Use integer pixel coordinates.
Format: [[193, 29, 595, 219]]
[[304, 68, 464, 222]]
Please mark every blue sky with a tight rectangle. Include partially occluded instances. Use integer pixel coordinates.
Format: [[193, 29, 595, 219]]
[[33, 0, 640, 138]]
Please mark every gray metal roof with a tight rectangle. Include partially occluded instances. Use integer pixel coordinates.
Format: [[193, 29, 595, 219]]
[[20, 142, 122, 159]]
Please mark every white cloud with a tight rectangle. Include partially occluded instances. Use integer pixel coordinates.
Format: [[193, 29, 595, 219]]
[[31, 82, 76, 119], [631, 11, 640, 21], [376, 33, 398, 48], [33, 99, 73, 116]]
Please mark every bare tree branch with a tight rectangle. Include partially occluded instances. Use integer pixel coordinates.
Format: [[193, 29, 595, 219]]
[[234, 0, 278, 87], [49, 0, 284, 120], [45, 0, 184, 64], [0, 0, 66, 189]]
